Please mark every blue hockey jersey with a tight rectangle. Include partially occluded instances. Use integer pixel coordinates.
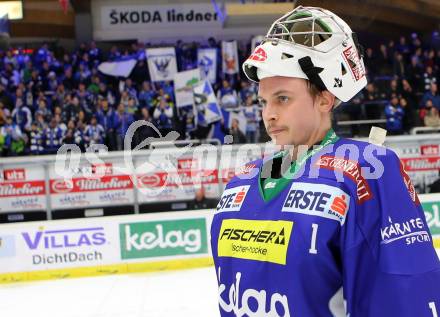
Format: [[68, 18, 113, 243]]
[[211, 135, 440, 317]]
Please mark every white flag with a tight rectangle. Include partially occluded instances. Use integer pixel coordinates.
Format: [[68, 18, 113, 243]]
[[98, 59, 137, 78], [228, 111, 247, 135], [146, 47, 178, 82], [222, 40, 239, 75], [174, 69, 201, 108], [193, 80, 222, 126], [197, 48, 217, 84]]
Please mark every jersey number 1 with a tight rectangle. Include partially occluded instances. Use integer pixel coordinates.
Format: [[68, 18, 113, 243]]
[[430, 302, 438, 317], [309, 223, 319, 254]]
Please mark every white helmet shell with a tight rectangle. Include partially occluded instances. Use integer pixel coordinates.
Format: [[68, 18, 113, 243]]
[[243, 6, 367, 103]]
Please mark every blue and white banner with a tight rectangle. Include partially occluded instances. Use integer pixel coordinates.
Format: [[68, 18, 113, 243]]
[[0, 14, 9, 36], [197, 48, 217, 84], [180, 105, 197, 133], [228, 111, 247, 136], [98, 57, 137, 78], [146, 47, 178, 82], [193, 80, 222, 126], [174, 69, 201, 108], [221, 40, 239, 75]]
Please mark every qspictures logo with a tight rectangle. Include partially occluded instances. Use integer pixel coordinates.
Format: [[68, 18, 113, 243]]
[[218, 219, 293, 265], [120, 218, 208, 259]]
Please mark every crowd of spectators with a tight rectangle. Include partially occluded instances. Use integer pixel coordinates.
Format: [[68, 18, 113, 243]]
[[1, 30, 440, 157], [340, 32, 440, 135]]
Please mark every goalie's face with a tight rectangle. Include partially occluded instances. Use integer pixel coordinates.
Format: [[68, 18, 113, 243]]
[[258, 76, 329, 147]]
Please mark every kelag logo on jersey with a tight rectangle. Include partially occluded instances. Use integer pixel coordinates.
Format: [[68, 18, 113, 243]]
[[216, 185, 250, 213], [217, 219, 293, 265], [282, 182, 350, 225], [217, 267, 290, 316]]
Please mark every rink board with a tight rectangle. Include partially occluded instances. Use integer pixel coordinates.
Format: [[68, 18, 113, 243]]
[[420, 194, 440, 250], [0, 193, 439, 284], [0, 210, 215, 284]]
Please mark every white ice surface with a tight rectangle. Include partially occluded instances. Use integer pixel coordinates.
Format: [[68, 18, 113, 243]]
[[0, 266, 220, 317]]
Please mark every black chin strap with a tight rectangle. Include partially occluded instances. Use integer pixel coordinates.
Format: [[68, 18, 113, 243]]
[[298, 56, 326, 91]]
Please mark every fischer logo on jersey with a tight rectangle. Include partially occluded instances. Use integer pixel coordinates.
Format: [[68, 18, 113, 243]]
[[218, 219, 293, 264], [217, 267, 290, 317], [380, 217, 431, 246], [282, 182, 350, 225], [315, 156, 372, 203], [216, 186, 250, 212]]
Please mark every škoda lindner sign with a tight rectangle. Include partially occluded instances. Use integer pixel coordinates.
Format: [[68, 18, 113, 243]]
[[99, 4, 221, 29]]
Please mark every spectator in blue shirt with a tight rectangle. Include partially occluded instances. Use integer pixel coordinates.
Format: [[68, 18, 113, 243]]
[[0, 115, 25, 156], [96, 98, 115, 132], [385, 96, 405, 135], [29, 121, 44, 155], [138, 81, 156, 110], [98, 82, 115, 106], [73, 120, 86, 152], [421, 82, 440, 109], [124, 78, 138, 99], [153, 97, 174, 136], [11, 98, 32, 134], [114, 103, 134, 151], [217, 79, 238, 110], [42, 117, 64, 154], [242, 95, 261, 143], [84, 115, 105, 149]]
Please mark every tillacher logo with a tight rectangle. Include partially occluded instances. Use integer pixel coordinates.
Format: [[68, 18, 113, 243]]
[[218, 219, 293, 265], [120, 218, 208, 259]]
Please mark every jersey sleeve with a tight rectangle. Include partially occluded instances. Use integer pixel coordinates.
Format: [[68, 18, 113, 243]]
[[341, 149, 440, 316]]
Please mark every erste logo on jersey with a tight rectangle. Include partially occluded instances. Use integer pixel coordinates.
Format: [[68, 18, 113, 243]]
[[216, 186, 250, 213], [282, 182, 350, 225]]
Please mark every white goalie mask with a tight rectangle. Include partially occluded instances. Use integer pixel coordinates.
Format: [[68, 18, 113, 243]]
[[243, 6, 367, 103]]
